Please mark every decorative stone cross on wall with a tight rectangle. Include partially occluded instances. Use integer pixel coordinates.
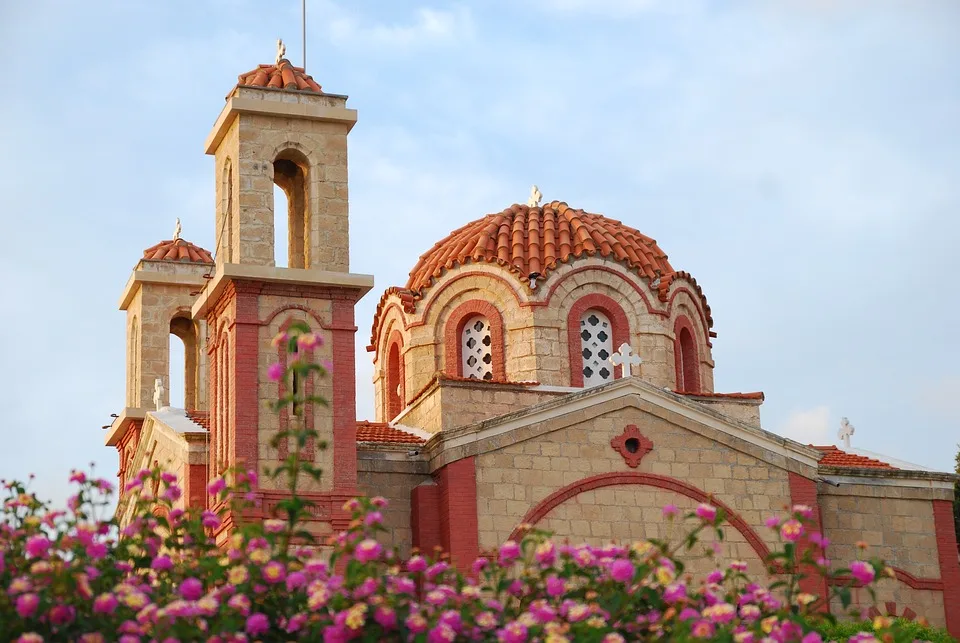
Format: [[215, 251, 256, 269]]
[[609, 343, 642, 377], [838, 416, 855, 449]]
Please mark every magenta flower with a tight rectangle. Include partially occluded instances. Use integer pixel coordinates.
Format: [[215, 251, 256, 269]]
[[764, 516, 780, 529], [664, 582, 687, 602], [546, 575, 565, 597], [498, 620, 528, 643], [262, 561, 286, 584], [161, 485, 182, 502], [425, 561, 449, 580], [15, 593, 39, 618], [810, 532, 830, 548], [691, 619, 715, 638], [228, 593, 252, 615], [160, 471, 177, 484], [706, 569, 724, 584], [662, 503, 680, 518], [69, 470, 86, 484], [286, 571, 306, 591], [15, 634, 43, 643], [364, 511, 383, 526], [428, 623, 456, 643], [246, 613, 270, 636], [49, 604, 76, 625], [498, 540, 521, 565], [201, 511, 221, 529], [780, 519, 804, 542], [178, 577, 203, 601], [267, 362, 284, 382], [24, 535, 50, 558], [695, 504, 717, 522], [850, 560, 876, 584], [353, 539, 382, 563], [534, 541, 556, 566], [374, 606, 397, 629], [610, 559, 634, 583], [92, 592, 118, 615], [151, 555, 173, 571], [207, 478, 226, 496], [297, 332, 323, 351], [86, 542, 108, 560], [792, 504, 814, 519]]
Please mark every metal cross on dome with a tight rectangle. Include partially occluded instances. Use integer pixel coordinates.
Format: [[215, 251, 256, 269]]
[[610, 343, 642, 377]]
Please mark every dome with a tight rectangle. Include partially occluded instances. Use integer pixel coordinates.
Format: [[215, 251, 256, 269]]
[[236, 59, 322, 94], [406, 200, 674, 294], [142, 238, 214, 263]]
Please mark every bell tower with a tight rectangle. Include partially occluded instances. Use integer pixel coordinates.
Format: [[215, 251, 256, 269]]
[[193, 47, 373, 540]]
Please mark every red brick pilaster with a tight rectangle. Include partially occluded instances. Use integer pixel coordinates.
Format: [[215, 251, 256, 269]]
[[788, 472, 830, 609], [437, 457, 479, 570], [932, 499, 960, 637], [231, 283, 261, 477], [183, 461, 207, 512], [331, 297, 358, 491], [411, 483, 441, 553]]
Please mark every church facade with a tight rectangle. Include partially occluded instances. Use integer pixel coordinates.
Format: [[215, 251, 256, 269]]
[[103, 54, 959, 633]]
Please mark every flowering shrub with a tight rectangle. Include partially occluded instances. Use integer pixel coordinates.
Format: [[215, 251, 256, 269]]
[[0, 322, 949, 642]]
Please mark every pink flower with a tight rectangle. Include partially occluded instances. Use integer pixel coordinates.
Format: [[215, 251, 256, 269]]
[[201, 511, 221, 529], [246, 613, 269, 636], [49, 604, 76, 625], [267, 362, 284, 382], [353, 539, 382, 563], [94, 593, 118, 614], [69, 470, 87, 484], [15, 635, 43, 643], [850, 560, 875, 584], [706, 569, 724, 584], [24, 536, 50, 558], [498, 621, 528, 643], [610, 559, 634, 583], [160, 472, 177, 484], [780, 519, 804, 542], [691, 620, 715, 638], [371, 496, 388, 508], [374, 606, 397, 629], [810, 532, 830, 548], [546, 575, 565, 597], [297, 332, 323, 351], [228, 593, 251, 615], [178, 577, 203, 601], [364, 511, 383, 526], [534, 541, 556, 566], [792, 504, 814, 519], [16, 593, 39, 618], [664, 582, 686, 602], [802, 632, 824, 643], [695, 504, 717, 522], [207, 478, 226, 496], [86, 542, 108, 560], [662, 504, 680, 518], [286, 571, 306, 591], [764, 516, 780, 529], [262, 561, 286, 584], [407, 555, 427, 572], [161, 485, 182, 502], [271, 331, 289, 348], [498, 540, 521, 565]]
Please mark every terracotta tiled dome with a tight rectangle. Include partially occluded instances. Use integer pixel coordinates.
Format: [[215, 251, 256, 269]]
[[236, 59, 322, 94], [143, 238, 214, 263], [406, 201, 674, 294]]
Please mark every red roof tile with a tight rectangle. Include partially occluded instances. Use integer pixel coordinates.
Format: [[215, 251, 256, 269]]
[[406, 200, 674, 295], [811, 445, 895, 469], [236, 59, 322, 94], [185, 410, 210, 430], [143, 238, 214, 263], [677, 391, 765, 401], [356, 421, 424, 445]]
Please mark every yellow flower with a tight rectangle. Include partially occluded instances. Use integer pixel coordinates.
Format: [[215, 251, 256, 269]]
[[761, 616, 778, 634], [228, 566, 249, 585], [586, 616, 606, 628], [230, 533, 244, 550], [631, 540, 654, 557], [873, 616, 893, 630], [345, 604, 367, 630], [249, 548, 270, 565], [122, 591, 148, 609], [795, 593, 816, 606], [655, 566, 675, 585]]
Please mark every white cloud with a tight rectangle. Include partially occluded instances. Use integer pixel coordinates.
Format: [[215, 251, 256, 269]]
[[776, 406, 832, 445], [533, 0, 704, 17], [327, 6, 473, 51]]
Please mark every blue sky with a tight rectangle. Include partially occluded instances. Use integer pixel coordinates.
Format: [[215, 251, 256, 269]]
[[1, 1, 957, 505]]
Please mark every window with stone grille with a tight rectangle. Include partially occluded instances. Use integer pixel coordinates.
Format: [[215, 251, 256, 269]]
[[460, 315, 493, 380], [580, 309, 614, 387]]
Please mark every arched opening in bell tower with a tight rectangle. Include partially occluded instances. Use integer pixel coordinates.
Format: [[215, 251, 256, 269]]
[[273, 150, 310, 269], [170, 315, 200, 410]]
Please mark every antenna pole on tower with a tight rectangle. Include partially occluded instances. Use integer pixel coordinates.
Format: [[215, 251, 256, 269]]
[[302, 0, 307, 71]]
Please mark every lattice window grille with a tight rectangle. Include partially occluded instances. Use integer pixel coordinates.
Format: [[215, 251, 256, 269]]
[[580, 309, 613, 387], [461, 315, 493, 380]]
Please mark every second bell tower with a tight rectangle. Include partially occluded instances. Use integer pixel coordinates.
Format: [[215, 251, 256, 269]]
[[193, 50, 373, 540]]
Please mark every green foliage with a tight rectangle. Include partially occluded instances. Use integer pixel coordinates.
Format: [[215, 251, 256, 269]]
[[815, 618, 956, 643]]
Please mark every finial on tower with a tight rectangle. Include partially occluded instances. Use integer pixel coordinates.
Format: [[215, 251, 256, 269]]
[[173, 218, 181, 242], [153, 377, 165, 411], [527, 185, 542, 208], [838, 416, 855, 449], [276, 38, 286, 65]]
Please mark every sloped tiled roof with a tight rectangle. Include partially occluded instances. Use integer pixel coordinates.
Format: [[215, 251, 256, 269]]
[[406, 201, 674, 295], [355, 421, 425, 445], [143, 239, 214, 263], [812, 445, 895, 469], [236, 59, 322, 93], [185, 410, 210, 431]]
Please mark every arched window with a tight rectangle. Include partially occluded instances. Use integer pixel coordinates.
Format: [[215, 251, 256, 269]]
[[128, 317, 140, 406], [273, 150, 309, 269], [220, 160, 234, 262], [460, 315, 493, 380], [674, 317, 701, 393], [170, 316, 199, 409], [386, 340, 403, 419], [580, 309, 614, 387]]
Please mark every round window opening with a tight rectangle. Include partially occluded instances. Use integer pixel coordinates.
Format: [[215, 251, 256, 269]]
[[624, 437, 640, 454]]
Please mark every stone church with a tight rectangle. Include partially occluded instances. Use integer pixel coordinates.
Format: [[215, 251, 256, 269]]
[[103, 52, 959, 632]]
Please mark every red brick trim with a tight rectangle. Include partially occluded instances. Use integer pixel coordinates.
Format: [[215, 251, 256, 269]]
[[567, 293, 631, 387], [411, 483, 441, 553], [385, 329, 405, 420], [232, 288, 260, 477], [418, 272, 524, 330], [540, 265, 662, 315], [437, 457, 479, 570], [828, 568, 944, 591], [331, 298, 358, 491], [673, 315, 701, 394], [932, 499, 960, 637], [260, 303, 329, 330], [443, 300, 506, 380], [787, 472, 829, 609], [610, 424, 653, 468], [184, 461, 207, 512], [666, 286, 713, 346], [509, 472, 771, 561], [276, 317, 317, 462]]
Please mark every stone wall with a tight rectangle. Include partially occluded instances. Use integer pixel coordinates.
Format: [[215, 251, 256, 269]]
[[356, 453, 429, 557], [821, 485, 950, 628], [473, 404, 790, 576]]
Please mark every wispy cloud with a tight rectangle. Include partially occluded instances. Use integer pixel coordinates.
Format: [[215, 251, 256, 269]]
[[327, 6, 474, 51], [776, 406, 832, 445]]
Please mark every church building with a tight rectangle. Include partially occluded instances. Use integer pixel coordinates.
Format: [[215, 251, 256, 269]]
[[103, 51, 959, 633]]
